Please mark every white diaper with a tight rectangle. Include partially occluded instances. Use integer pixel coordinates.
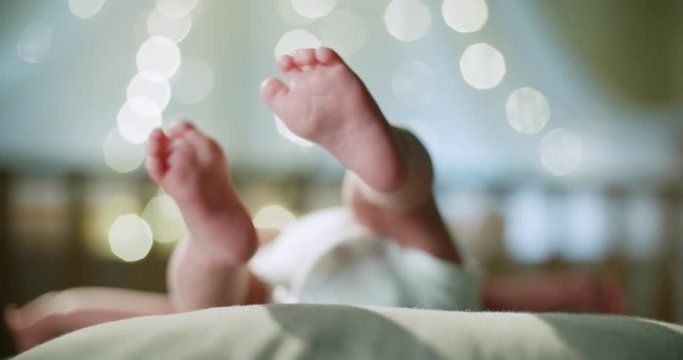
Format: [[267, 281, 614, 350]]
[[249, 207, 481, 310]]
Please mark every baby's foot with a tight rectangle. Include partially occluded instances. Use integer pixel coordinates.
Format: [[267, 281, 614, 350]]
[[145, 121, 257, 264], [260, 48, 406, 192]]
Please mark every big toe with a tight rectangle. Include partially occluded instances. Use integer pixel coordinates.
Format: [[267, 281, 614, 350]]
[[315, 47, 342, 65], [168, 120, 196, 138], [259, 77, 289, 112], [145, 129, 170, 184]]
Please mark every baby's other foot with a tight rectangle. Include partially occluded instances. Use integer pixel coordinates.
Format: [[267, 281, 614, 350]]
[[145, 121, 256, 264], [260, 48, 406, 192]]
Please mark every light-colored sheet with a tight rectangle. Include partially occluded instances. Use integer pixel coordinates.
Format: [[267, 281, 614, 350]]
[[16, 304, 683, 360]]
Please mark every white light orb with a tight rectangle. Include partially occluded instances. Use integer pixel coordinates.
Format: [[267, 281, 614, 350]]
[[253, 205, 296, 231], [504, 189, 552, 263], [291, 0, 338, 19], [137, 37, 181, 81], [102, 128, 145, 173], [624, 195, 662, 260], [564, 191, 610, 261], [459, 42, 506, 90], [127, 72, 171, 116], [319, 10, 367, 58], [384, 0, 432, 42], [17, 22, 53, 64], [84, 192, 142, 259], [173, 57, 215, 104], [506, 87, 550, 134], [68, 0, 107, 19], [143, 194, 185, 243], [441, 0, 488, 33], [147, 6, 192, 43], [155, 0, 198, 18], [392, 60, 436, 107], [540, 128, 583, 176], [108, 214, 154, 262], [274, 29, 322, 59], [278, 0, 314, 26], [117, 101, 163, 144]]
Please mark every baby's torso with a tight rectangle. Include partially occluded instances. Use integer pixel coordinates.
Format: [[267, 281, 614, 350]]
[[249, 207, 367, 291], [249, 207, 481, 310]]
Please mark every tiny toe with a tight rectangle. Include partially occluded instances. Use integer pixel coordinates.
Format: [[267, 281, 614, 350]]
[[315, 47, 342, 65], [182, 125, 221, 159], [147, 128, 169, 156], [145, 154, 166, 184], [294, 48, 317, 67], [145, 129, 171, 183], [166, 139, 196, 183], [168, 120, 195, 138], [260, 77, 289, 110], [277, 55, 299, 73]]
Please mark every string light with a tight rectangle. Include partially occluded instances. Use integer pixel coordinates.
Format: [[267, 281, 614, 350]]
[[384, 0, 432, 42], [68, 0, 107, 19], [459, 42, 506, 90], [441, 0, 488, 33], [291, 0, 338, 19], [274, 29, 321, 59], [17, 22, 53, 64]]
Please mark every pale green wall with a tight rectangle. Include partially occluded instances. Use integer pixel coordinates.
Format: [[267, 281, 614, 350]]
[[535, 0, 682, 106]]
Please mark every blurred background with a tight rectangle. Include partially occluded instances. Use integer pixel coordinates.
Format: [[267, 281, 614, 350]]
[[1, 0, 682, 355]]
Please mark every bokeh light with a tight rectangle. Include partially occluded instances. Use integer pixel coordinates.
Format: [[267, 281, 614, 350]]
[[172, 57, 215, 105], [108, 214, 154, 262], [540, 128, 583, 176], [564, 191, 610, 261], [459, 42, 506, 89], [136, 36, 181, 81], [68, 0, 107, 19], [291, 0, 338, 19], [102, 128, 145, 172], [84, 192, 142, 259], [274, 29, 322, 59], [17, 22, 53, 64], [143, 194, 185, 243], [275, 115, 314, 147], [147, 6, 192, 43], [391, 60, 436, 107], [127, 72, 171, 116], [506, 87, 551, 134], [624, 194, 662, 260], [116, 100, 162, 144], [319, 10, 368, 58], [384, 0, 432, 42], [504, 188, 552, 263], [278, 0, 314, 26], [253, 204, 296, 231], [441, 0, 488, 33], [155, 0, 198, 18]]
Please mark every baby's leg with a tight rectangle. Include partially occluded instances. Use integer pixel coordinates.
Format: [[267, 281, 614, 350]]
[[146, 121, 265, 310], [260, 48, 460, 264], [4, 122, 267, 352], [4, 288, 173, 352]]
